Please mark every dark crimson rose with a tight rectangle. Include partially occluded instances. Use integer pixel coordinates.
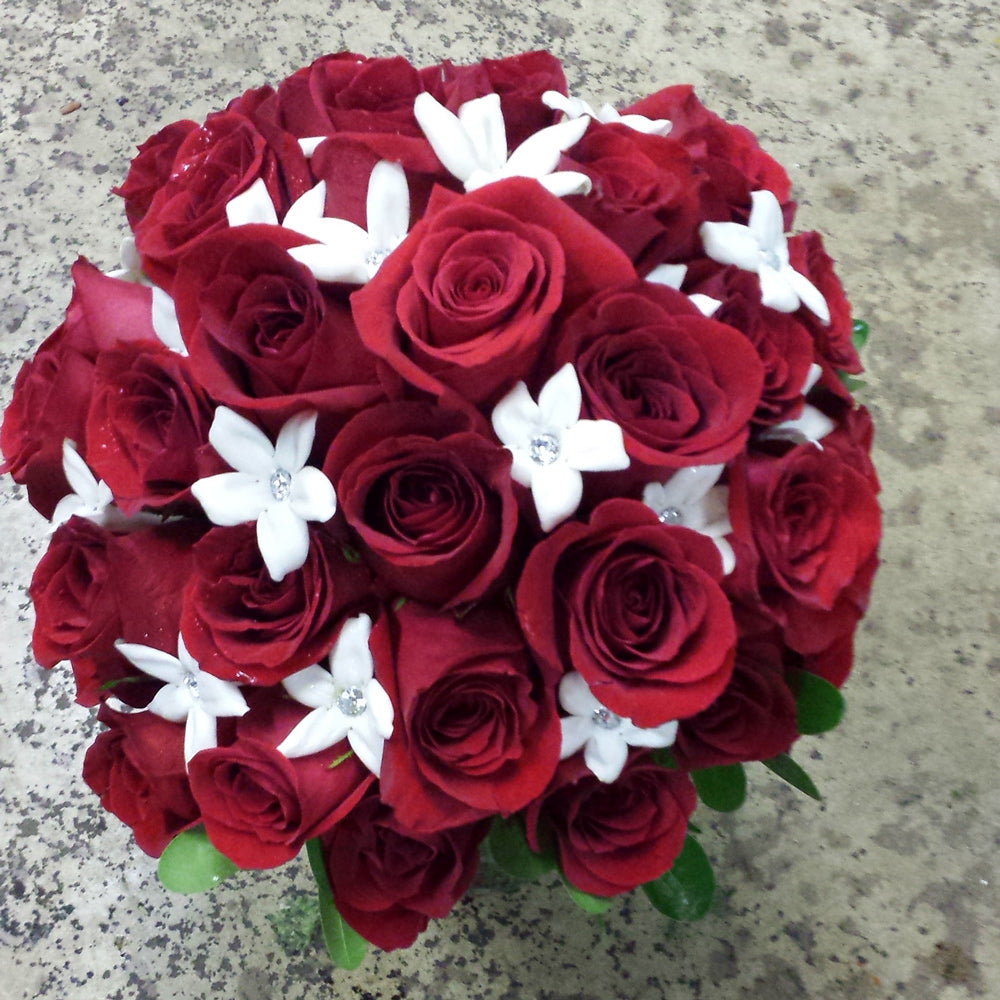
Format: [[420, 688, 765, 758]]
[[555, 281, 764, 478], [83, 702, 199, 857], [113, 119, 198, 228], [321, 790, 489, 951], [173, 227, 382, 431], [181, 524, 372, 686], [323, 402, 518, 607], [517, 499, 736, 727], [733, 432, 881, 654], [672, 632, 799, 770], [85, 341, 219, 514], [624, 85, 793, 225], [787, 232, 861, 374], [561, 123, 703, 271], [427, 51, 566, 149], [692, 266, 816, 427], [188, 691, 373, 869], [1, 260, 160, 519], [525, 754, 697, 896], [376, 601, 561, 832], [30, 519, 201, 706], [134, 111, 310, 292], [351, 177, 636, 408]]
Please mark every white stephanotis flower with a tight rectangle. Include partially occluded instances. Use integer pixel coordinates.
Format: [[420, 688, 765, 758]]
[[559, 672, 678, 783], [645, 262, 722, 317], [190, 407, 337, 582], [277, 613, 393, 777], [642, 464, 736, 575], [491, 363, 630, 532], [226, 161, 410, 284], [759, 362, 835, 447], [699, 189, 830, 323], [114, 635, 249, 766], [413, 91, 593, 197], [49, 440, 115, 531], [542, 90, 672, 136]]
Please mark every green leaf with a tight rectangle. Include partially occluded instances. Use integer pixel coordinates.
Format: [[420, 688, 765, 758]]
[[652, 747, 678, 769], [157, 826, 239, 894], [852, 318, 870, 351], [762, 754, 822, 800], [791, 670, 846, 735], [563, 878, 614, 913], [340, 544, 362, 564], [692, 763, 747, 812], [642, 836, 715, 921], [306, 838, 367, 969], [486, 815, 557, 881]]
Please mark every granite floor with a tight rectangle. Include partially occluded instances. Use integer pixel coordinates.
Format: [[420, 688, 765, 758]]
[[1, 1, 997, 998]]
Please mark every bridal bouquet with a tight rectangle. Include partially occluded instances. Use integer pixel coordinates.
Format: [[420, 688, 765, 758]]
[[1, 50, 880, 965]]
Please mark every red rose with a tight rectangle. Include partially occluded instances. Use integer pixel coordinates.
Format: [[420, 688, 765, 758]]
[[1, 260, 160, 519], [323, 401, 518, 607], [188, 691, 373, 869], [31, 520, 201, 706], [732, 432, 881, 654], [85, 341, 219, 514], [173, 227, 382, 433], [525, 754, 697, 896], [561, 123, 703, 271], [692, 266, 816, 427], [321, 790, 489, 951], [517, 499, 736, 727], [787, 232, 860, 374], [83, 702, 199, 856], [555, 281, 764, 479], [351, 177, 636, 408], [672, 632, 799, 769], [134, 111, 309, 291], [624, 85, 793, 224], [376, 601, 561, 832], [113, 119, 198, 228], [181, 524, 372, 686]]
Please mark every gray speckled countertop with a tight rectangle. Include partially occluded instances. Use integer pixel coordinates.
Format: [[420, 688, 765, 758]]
[[1, 1, 997, 998]]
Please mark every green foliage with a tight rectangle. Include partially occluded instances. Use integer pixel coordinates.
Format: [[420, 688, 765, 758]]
[[306, 839, 367, 969], [562, 879, 614, 913], [692, 763, 747, 812], [643, 836, 715, 921], [157, 826, 239, 894], [486, 815, 557, 881], [762, 754, 822, 800], [791, 670, 846, 735]]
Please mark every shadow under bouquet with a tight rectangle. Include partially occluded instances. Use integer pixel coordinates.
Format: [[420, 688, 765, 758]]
[[1, 49, 881, 964]]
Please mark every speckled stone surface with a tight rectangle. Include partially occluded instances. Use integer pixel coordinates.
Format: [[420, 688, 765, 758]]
[[1, 2, 997, 998]]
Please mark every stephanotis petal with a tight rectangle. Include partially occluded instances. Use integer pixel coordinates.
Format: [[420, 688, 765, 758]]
[[537, 363, 582, 429], [714, 537, 737, 576], [329, 614, 375, 688], [646, 263, 687, 288], [748, 189, 786, 251], [282, 181, 327, 235], [689, 293, 722, 317], [226, 177, 279, 227], [61, 440, 100, 500], [191, 473, 272, 526], [365, 681, 395, 740], [699, 221, 761, 271], [208, 407, 276, 477], [504, 115, 590, 178], [273, 410, 317, 474], [785, 268, 831, 324], [535, 171, 593, 198], [562, 420, 630, 473], [757, 264, 801, 313], [184, 705, 218, 765], [347, 714, 386, 777], [542, 90, 597, 120], [282, 664, 336, 710], [114, 641, 185, 685], [298, 136, 326, 157], [151, 286, 186, 355], [532, 462, 583, 533], [278, 707, 352, 758], [457, 94, 507, 173], [622, 718, 679, 748], [289, 466, 337, 522], [559, 671, 601, 716], [257, 502, 310, 582], [287, 242, 371, 285], [584, 731, 629, 784], [194, 673, 251, 719], [491, 381, 540, 449], [560, 715, 594, 760], [762, 404, 836, 446], [366, 160, 410, 251], [145, 684, 191, 724], [413, 92, 481, 183]]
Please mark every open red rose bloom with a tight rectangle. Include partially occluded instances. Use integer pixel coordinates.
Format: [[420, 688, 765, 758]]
[[2, 50, 880, 960]]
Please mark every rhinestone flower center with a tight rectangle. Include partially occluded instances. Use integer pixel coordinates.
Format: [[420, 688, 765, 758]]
[[591, 706, 621, 730], [760, 248, 782, 270], [183, 673, 200, 698], [365, 247, 391, 275], [658, 506, 683, 525], [529, 432, 560, 466], [336, 685, 368, 717], [269, 468, 293, 501]]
